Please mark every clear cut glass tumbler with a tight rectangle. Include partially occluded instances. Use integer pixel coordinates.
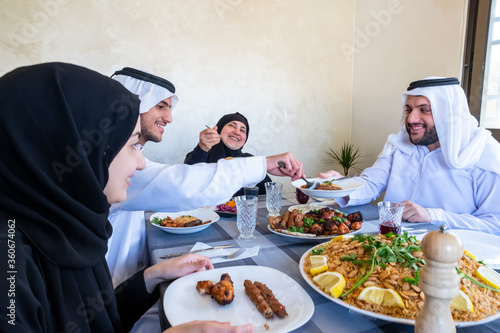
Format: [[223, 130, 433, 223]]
[[234, 195, 258, 239], [264, 182, 283, 217]]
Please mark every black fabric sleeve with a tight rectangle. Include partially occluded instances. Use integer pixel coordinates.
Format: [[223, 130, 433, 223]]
[[184, 145, 209, 165], [0, 227, 54, 333], [115, 269, 160, 332], [257, 174, 273, 194]]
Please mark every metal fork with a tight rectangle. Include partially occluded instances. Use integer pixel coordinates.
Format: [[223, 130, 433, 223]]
[[209, 248, 245, 260]]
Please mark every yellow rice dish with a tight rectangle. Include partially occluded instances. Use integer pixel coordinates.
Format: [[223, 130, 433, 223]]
[[302, 233, 500, 322]]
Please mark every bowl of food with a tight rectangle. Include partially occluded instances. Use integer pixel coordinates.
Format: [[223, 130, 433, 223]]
[[150, 208, 220, 234], [291, 178, 364, 199]]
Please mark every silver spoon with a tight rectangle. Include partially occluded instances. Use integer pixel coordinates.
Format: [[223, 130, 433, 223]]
[[301, 177, 318, 189], [277, 161, 317, 189]]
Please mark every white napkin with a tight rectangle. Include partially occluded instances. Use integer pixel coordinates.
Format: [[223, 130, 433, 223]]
[[191, 242, 259, 264]]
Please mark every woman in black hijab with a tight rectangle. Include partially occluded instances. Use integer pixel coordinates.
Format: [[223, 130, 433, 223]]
[[0, 63, 254, 333], [184, 112, 272, 195]]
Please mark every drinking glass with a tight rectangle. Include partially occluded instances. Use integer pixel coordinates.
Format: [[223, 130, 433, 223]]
[[243, 186, 259, 198], [377, 201, 405, 235], [296, 188, 309, 204], [234, 195, 258, 239], [264, 182, 283, 217]]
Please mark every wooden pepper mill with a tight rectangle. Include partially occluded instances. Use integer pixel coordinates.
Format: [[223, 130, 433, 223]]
[[415, 225, 464, 333]]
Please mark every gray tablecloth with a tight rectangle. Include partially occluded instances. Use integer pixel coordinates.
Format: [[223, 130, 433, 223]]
[[145, 193, 500, 333]]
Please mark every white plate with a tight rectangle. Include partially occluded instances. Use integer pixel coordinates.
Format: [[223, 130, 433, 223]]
[[417, 229, 500, 270], [267, 224, 365, 240], [292, 177, 364, 199], [163, 266, 314, 332], [150, 208, 220, 234], [299, 241, 500, 327]]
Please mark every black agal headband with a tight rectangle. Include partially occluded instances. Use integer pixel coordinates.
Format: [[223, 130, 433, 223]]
[[111, 67, 175, 93], [407, 77, 460, 91]]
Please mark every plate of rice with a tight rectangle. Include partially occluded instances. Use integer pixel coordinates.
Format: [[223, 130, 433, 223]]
[[299, 233, 500, 326]]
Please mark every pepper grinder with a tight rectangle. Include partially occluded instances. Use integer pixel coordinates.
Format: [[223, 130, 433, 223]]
[[415, 225, 464, 333]]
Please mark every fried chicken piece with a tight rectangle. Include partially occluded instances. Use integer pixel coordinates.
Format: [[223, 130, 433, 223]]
[[338, 223, 350, 234], [244, 280, 274, 319], [346, 211, 363, 222], [293, 213, 304, 228], [254, 282, 288, 318], [210, 273, 234, 305], [322, 220, 339, 235], [196, 280, 214, 295], [309, 223, 323, 235], [319, 207, 337, 220], [287, 210, 298, 229], [350, 221, 362, 230]]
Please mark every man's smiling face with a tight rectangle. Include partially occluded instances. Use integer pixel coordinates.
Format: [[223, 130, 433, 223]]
[[404, 95, 440, 151], [139, 97, 172, 145]]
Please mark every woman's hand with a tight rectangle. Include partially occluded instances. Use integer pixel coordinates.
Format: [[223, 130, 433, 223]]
[[266, 152, 304, 181], [165, 321, 255, 333], [144, 254, 214, 293], [318, 170, 343, 179], [199, 125, 220, 152], [400, 200, 431, 223]]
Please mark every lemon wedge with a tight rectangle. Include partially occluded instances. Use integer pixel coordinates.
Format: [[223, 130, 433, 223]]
[[450, 290, 474, 313], [463, 250, 476, 261], [313, 271, 346, 298], [330, 235, 343, 242], [310, 255, 328, 275], [476, 266, 500, 289], [358, 286, 405, 308]]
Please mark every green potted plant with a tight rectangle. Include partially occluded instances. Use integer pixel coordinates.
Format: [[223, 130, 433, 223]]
[[326, 142, 362, 176]]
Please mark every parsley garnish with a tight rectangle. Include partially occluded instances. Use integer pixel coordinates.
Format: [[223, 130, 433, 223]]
[[340, 232, 425, 297], [150, 217, 163, 225], [303, 217, 315, 228], [402, 269, 420, 286], [311, 246, 326, 255], [287, 226, 304, 233]]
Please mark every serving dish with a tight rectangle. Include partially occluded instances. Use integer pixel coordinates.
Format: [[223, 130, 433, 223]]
[[267, 224, 365, 240], [292, 178, 364, 199], [163, 265, 314, 332], [150, 208, 220, 234], [299, 240, 500, 327]]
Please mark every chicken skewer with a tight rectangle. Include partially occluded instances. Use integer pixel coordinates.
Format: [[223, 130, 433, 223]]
[[244, 280, 274, 319], [254, 281, 288, 318]]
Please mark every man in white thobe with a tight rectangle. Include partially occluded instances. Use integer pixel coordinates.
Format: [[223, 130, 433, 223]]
[[324, 77, 500, 235], [106, 68, 303, 332]]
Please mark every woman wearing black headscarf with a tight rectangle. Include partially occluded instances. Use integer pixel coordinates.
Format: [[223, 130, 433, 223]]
[[184, 112, 272, 195], [0, 63, 254, 333]]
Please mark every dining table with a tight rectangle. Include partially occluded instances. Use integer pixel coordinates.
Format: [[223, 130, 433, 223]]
[[145, 192, 500, 333]]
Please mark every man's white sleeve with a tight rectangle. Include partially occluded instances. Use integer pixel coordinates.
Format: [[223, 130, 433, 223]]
[[111, 156, 267, 212]]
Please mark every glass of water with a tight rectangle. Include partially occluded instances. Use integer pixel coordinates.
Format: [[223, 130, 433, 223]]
[[264, 182, 283, 217], [234, 195, 258, 239]]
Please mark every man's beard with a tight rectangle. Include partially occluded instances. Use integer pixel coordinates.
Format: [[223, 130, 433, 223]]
[[406, 124, 439, 146], [140, 126, 161, 143]]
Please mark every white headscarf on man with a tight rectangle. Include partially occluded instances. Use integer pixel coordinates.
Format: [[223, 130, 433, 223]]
[[112, 71, 178, 114], [380, 76, 500, 176]]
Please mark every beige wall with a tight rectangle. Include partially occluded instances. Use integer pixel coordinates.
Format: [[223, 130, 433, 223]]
[[0, 0, 467, 192]]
